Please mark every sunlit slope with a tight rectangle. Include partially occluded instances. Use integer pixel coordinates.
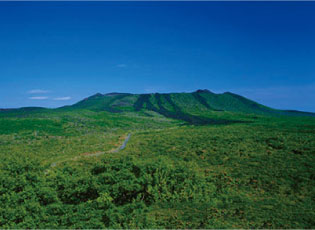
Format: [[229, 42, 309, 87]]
[[60, 93, 138, 112]]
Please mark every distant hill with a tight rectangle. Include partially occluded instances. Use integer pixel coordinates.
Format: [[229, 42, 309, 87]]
[[1, 90, 314, 123]]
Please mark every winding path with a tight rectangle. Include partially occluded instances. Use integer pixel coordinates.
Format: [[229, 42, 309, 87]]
[[48, 133, 131, 170]]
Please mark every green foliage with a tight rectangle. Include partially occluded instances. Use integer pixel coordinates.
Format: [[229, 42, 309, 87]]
[[0, 155, 217, 228], [0, 92, 314, 228], [0, 118, 64, 135]]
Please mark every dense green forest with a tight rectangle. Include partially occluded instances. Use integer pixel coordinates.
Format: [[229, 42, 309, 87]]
[[0, 91, 314, 228]]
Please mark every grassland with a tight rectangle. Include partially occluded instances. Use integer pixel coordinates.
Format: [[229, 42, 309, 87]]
[[0, 91, 314, 228]]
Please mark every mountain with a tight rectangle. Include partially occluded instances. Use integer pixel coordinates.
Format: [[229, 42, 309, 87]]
[[62, 89, 312, 115], [1, 90, 314, 123]]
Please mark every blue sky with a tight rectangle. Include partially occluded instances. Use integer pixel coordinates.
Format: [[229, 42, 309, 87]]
[[0, 2, 314, 112]]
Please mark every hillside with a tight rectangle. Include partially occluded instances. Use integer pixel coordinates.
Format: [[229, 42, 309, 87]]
[[63, 90, 312, 115], [1, 90, 313, 127], [1, 90, 314, 128], [58, 90, 314, 122]]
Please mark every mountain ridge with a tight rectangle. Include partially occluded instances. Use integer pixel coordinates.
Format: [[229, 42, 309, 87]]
[[1, 90, 314, 119]]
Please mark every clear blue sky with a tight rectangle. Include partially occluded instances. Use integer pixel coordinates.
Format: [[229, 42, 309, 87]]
[[0, 2, 314, 112]]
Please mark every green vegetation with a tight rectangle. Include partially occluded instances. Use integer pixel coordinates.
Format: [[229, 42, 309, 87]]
[[0, 90, 314, 228]]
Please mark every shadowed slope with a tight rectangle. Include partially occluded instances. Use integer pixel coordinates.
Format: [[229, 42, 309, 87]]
[[133, 93, 245, 125]]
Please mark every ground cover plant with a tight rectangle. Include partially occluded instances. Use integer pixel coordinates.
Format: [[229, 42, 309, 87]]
[[0, 91, 314, 228]]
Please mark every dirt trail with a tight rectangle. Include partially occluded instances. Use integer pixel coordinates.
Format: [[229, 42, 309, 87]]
[[48, 133, 131, 170]]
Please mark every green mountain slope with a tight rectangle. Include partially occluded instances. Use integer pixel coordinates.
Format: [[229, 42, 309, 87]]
[[64, 89, 314, 116], [60, 93, 136, 112], [1, 90, 314, 123]]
